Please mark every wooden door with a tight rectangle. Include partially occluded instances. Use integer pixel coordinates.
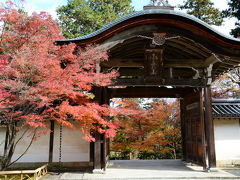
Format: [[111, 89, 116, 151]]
[[183, 90, 207, 168]]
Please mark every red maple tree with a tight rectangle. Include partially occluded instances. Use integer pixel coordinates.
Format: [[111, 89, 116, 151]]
[[0, 0, 117, 170], [111, 98, 181, 160]]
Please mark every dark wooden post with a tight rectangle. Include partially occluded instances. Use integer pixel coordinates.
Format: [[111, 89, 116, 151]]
[[204, 86, 217, 169], [92, 87, 110, 173], [93, 132, 102, 172], [102, 87, 110, 171], [48, 120, 55, 163], [90, 141, 94, 165], [92, 87, 103, 173], [180, 99, 186, 161]]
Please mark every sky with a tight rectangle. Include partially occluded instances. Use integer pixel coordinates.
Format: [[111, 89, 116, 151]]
[[0, 0, 237, 37]]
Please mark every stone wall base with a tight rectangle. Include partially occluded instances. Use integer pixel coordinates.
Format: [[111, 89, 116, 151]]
[[217, 160, 240, 167]]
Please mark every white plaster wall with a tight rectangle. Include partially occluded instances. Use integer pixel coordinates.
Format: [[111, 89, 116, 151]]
[[0, 127, 6, 156], [53, 123, 90, 162], [214, 118, 240, 162], [11, 126, 50, 163]]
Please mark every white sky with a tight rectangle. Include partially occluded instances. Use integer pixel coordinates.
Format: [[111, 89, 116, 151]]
[[0, 0, 236, 37]]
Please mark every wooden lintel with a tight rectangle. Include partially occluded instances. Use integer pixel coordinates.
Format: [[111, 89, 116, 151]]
[[112, 77, 206, 87], [106, 68, 199, 77], [108, 87, 194, 98], [101, 58, 144, 68], [165, 59, 205, 68], [102, 58, 207, 68]]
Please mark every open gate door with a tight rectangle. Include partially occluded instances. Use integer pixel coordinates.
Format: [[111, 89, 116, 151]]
[[182, 90, 207, 169]]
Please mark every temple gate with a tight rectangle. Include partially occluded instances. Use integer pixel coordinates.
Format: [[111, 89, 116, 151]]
[[57, 1, 240, 172]]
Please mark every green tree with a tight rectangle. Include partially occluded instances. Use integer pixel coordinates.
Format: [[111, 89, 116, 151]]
[[56, 0, 134, 38], [224, 0, 240, 37], [180, 0, 223, 25]]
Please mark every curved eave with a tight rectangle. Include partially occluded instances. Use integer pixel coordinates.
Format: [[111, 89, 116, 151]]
[[56, 9, 240, 50]]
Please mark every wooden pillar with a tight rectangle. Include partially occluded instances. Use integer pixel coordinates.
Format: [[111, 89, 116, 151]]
[[48, 120, 55, 163], [92, 87, 102, 173], [180, 99, 186, 161], [204, 86, 216, 169], [102, 87, 110, 171], [200, 89, 208, 171], [90, 141, 94, 165], [93, 87, 110, 173], [94, 132, 102, 171]]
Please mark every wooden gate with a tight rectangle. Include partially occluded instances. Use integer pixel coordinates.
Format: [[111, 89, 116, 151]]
[[182, 90, 207, 169]]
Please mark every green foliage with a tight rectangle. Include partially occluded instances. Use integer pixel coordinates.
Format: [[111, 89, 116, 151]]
[[180, 0, 223, 25], [223, 0, 240, 37], [56, 0, 134, 38]]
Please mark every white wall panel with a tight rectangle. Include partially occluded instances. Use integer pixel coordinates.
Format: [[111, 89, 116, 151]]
[[214, 118, 240, 161], [11, 126, 50, 163], [53, 123, 89, 162]]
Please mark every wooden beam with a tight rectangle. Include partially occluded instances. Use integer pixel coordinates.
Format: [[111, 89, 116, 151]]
[[101, 58, 143, 68], [204, 86, 217, 169], [102, 58, 212, 68], [167, 41, 207, 58], [112, 76, 206, 87], [227, 58, 240, 63], [165, 59, 205, 68], [169, 38, 210, 57], [109, 87, 194, 98], [104, 68, 198, 77]]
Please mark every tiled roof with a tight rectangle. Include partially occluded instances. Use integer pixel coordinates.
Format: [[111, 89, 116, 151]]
[[57, 9, 240, 43], [212, 99, 240, 118]]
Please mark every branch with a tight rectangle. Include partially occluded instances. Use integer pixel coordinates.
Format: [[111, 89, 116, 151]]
[[0, 96, 11, 103], [13, 128, 29, 150], [7, 128, 37, 168]]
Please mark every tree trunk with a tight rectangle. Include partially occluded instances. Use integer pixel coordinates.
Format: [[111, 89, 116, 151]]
[[1, 123, 17, 170], [0, 123, 36, 170], [173, 143, 177, 159]]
